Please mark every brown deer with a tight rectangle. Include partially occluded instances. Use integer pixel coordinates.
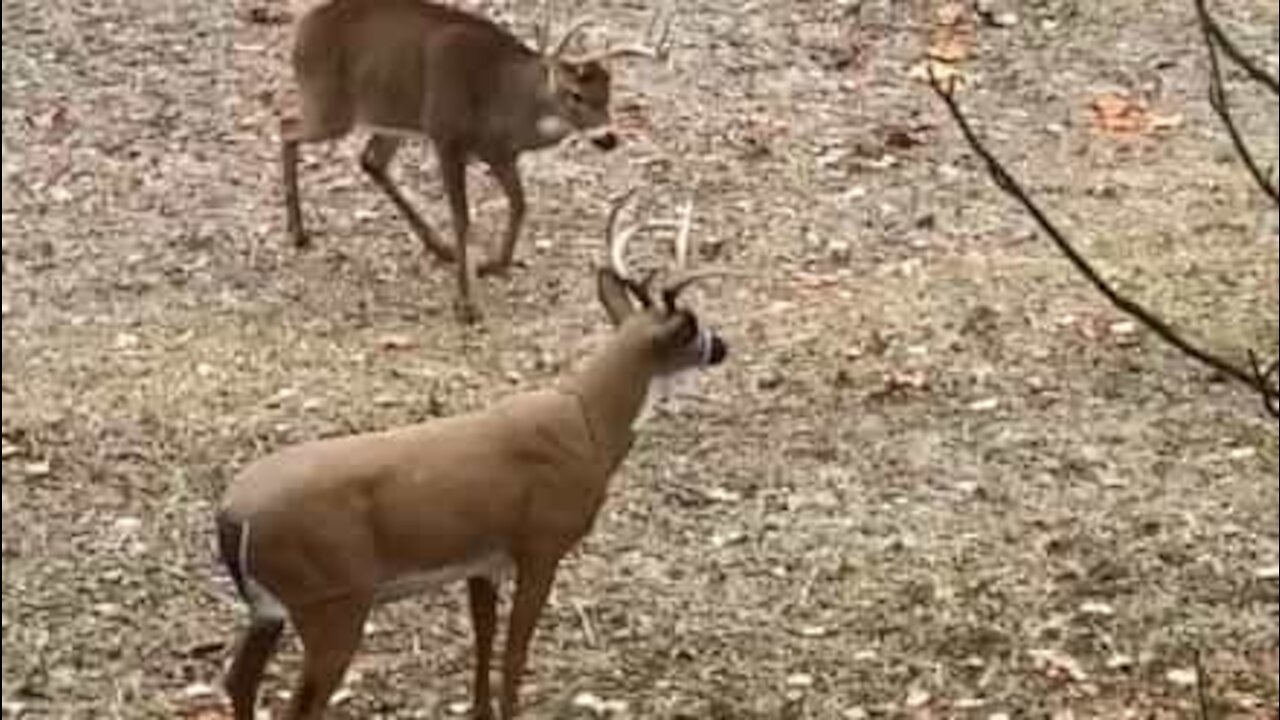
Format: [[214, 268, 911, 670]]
[[280, 0, 672, 323], [215, 192, 728, 719]]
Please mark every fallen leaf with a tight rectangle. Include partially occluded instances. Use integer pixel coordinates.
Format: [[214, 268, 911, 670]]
[[1090, 93, 1156, 136], [1030, 648, 1089, 682]]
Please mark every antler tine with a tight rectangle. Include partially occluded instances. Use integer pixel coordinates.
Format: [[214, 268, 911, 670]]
[[551, 16, 596, 59], [606, 189, 639, 279], [673, 197, 695, 270]]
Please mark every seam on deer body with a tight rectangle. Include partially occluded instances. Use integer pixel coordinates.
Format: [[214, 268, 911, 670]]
[[562, 327, 655, 467]]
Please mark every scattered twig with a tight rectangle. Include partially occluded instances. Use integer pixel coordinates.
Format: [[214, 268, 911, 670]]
[[571, 599, 599, 649], [1193, 0, 1280, 96], [928, 71, 1279, 418], [1193, 648, 1211, 720], [1198, 0, 1280, 204]]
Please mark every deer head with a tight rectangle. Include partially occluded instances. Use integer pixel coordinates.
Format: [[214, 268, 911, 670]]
[[596, 190, 728, 376], [535, 3, 674, 151]]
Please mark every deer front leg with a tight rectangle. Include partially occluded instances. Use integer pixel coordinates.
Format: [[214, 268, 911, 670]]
[[499, 556, 560, 719], [281, 118, 310, 249], [438, 143, 480, 324], [478, 157, 526, 278], [467, 577, 499, 720], [360, 134, 455, 263]]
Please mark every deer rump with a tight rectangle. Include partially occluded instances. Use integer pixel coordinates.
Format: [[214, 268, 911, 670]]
[[216, 389, 603, 619]]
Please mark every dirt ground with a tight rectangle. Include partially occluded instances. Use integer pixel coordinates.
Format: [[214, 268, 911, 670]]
[[3, 0, 1278, 717]]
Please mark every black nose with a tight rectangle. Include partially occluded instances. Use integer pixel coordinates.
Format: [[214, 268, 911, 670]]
[[591, 132, 619, 151], [707, 336, 728, 365]]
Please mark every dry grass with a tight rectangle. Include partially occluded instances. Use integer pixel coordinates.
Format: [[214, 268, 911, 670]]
[[3, 0, 1277, 717]]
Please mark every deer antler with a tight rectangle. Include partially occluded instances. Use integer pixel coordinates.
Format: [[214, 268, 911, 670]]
[[607, 189, 733, 311], [537, 0, 596, 59], [562, 4, 674, 65]]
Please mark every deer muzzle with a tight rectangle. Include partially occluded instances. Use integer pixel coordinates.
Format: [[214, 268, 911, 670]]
[[585, 127, 619, 151], [699, 328, 728, 367]]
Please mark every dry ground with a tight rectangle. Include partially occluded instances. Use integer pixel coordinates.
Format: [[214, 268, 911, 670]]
[[3, 0, 1278, 717]]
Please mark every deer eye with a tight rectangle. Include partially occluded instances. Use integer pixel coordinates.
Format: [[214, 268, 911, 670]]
[[568, 89, 586, 104]]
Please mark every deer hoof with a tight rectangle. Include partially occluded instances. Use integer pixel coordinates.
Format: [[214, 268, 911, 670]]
[[290, 230, 312, 250], [452, 298, 483, 325]]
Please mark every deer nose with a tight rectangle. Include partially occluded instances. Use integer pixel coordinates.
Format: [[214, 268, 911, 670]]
[[590, 131, 619, 151], [706, 336, 728, 366]]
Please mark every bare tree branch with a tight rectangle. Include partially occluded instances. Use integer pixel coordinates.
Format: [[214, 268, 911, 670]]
[[928, 71, 1279, 418], [1198, 0, 1280, 204], [1194, 0, 1280, 96]]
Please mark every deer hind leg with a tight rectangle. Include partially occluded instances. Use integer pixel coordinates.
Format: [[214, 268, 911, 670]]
[[283, 597, 371, 720], [498, 556, 560, 719], [466, 577, 499, 720], [225, 615, 285, 720], [478, 157, 526, 278], [359, 133, 455, 263], [281, 90, 352, 249]]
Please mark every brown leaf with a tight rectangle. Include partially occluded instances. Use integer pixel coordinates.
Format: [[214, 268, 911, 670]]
[[1089, 93, 1158, 137]]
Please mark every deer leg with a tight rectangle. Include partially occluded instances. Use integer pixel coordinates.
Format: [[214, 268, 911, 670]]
[[359, 134, 455, 263], [478, 157, 526, 278], [498, 557, 559, 720], [466, 577, 499, 720], [281, 118, 310, 249], [281, 111, 351, 249], [224, 615, 285, 720], [438, 143, 480, 324], [284, 598, 371, 720]]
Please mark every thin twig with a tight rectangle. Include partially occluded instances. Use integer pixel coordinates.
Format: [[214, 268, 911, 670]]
[[928, 72, 1279, 418], [1198, 0, 1280, 204], [571, 599, 599, 649], [1193, 648, 1211, 720], [1194, 0, 1280, 96]]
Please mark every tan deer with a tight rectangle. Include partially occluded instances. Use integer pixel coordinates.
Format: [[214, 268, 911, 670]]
[[215, 192, 728, 719], [280, 0, 672, 323]]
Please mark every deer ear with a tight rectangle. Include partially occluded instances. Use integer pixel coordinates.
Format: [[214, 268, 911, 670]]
[[597, 268, 636, 326]]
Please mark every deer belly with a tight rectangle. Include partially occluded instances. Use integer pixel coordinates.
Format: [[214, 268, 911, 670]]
[[375, 552, 513, 605]]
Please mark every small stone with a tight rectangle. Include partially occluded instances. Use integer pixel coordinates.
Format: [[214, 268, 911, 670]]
[[905, 687, 931, 708], [113, 517, 142, 534], [991, 11, 1018, 27], [446, 700, 472, 716], [785, 673, 815, 689], [842, 708, 869, 720], [1254, 565, 1279, 581], [378, 333, 417, 351], [1106, 654, 1135, 670], [23, 461, 50, 478], [796, 625, 832, 638], [1166, 667, 1198, 687], [179, 682, 218, 701], [968, 397, 1000, 412], [1078, 600, 1115, 617]]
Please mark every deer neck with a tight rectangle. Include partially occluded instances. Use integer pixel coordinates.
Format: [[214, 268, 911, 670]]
[[562, 332, 657, 469]]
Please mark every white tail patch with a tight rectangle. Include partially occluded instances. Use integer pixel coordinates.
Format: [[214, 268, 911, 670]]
[[239, 523, 289, 622]]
